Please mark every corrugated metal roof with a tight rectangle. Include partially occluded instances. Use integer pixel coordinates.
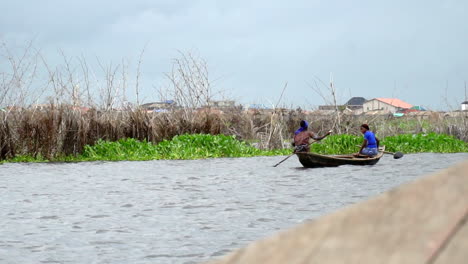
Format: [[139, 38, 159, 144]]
[[346, 97, 366, 106]]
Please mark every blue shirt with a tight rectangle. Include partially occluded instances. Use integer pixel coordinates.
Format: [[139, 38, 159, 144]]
[[364, 131, 377, 148]]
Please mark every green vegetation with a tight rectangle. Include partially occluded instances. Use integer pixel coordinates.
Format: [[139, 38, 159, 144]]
[[79, 134, 285, 161], [2, 133, 466, 163], [81, 138, 160, 161], [7, 155, 48, 163], [2, 134, 290, 163], [81, 134, 290, 161], [153, 134, 289, 159], [381, 133, 468, 153], [311, 133, 468, 154], [310, 134, 362, 154]]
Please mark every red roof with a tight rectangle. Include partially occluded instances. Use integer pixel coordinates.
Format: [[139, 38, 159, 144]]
[[375, 98, 413, 109]]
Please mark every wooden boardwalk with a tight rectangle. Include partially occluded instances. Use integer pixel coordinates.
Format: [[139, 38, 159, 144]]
[[205, 160, 468, 264]]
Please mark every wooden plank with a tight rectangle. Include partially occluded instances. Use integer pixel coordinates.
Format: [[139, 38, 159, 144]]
[[432, 211, 468, 264], [205, 160, 468, 264]]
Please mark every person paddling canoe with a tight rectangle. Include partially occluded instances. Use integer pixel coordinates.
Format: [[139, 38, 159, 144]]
[[355, 124, 380, 157], [293, 120, 331, 152]]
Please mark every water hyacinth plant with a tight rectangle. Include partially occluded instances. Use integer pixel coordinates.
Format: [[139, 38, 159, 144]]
[[81, 138, 159, 161], [381, 133, 468, 153], [78, 134, 290, 161], [310, 134, 363, 155], [2, 133, 466, 163], [154, 134, 260, 159], [311, 133, 468, 154]]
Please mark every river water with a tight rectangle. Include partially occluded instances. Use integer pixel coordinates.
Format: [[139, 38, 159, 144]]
[[1, 153, 467, 264]]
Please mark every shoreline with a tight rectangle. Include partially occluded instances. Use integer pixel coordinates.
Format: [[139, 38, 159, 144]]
[[1, 133, 467, 164], [3, 151, 468, 165]]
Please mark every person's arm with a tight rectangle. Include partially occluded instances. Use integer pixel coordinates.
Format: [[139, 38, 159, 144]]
[[376, 137, 380, 148], [312, 131, 332, 141], [358, 139, 367, 154]]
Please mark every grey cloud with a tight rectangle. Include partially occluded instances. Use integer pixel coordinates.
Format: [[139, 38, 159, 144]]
[[1, 0, 467, 109]]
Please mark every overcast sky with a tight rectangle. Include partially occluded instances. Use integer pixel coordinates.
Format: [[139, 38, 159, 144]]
[[1, 0, 467, 109]]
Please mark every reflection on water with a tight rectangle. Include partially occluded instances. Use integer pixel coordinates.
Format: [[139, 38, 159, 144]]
[[1, 153, 467, 263]]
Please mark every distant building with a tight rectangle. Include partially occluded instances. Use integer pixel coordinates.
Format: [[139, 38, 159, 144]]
[[461, 101, 468, 111], [363, 98, 413, 113], [30, 104, 52, 110], [248, 104, 270, 110], [207, 100, 235, 108], [345, 97, 366, 107], [141, 100, 176, 111], [318, 97, 365, 114], [318, 105, 338, 111], [247, 104, 273, 115], [410, 105, 427, 111], [394, 105, 428, 115], [345, 97, 366, 114]]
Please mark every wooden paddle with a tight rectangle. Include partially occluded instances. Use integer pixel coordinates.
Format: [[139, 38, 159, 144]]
[[272, 153, 296, 167], [383, 150, 404, 159]]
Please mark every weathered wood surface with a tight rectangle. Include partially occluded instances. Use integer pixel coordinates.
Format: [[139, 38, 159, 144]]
[[296, 150, 384, 168], [205, 160, 468, 264]]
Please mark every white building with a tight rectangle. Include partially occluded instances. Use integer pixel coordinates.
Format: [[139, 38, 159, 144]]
[[462, 101, 468, 111], [363, 98, 413, 113], [141, 100, 176, 111], [207, 100, 235, 108]]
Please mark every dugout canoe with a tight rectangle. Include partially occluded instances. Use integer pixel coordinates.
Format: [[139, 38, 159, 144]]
[[296, 146, 385, 168]]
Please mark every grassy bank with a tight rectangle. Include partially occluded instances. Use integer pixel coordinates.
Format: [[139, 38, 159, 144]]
[[2, 133, 466, 163], [3, 134, 290, 163]]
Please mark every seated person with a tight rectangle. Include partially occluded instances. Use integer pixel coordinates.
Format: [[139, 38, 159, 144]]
[[355, 124, 380, 157]]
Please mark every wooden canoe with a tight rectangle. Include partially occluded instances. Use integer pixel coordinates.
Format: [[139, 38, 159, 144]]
[[296, 146, 385, 168]]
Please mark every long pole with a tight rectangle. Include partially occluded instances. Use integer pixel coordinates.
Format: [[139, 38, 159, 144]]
[[273, 153, 294, 167]]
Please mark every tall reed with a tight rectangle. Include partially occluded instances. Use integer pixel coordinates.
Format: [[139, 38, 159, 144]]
[[1, 107, 467, 160], [1, 41, 467, 160]]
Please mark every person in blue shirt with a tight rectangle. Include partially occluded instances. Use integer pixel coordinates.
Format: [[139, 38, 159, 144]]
[[355, 124, 380, 157]]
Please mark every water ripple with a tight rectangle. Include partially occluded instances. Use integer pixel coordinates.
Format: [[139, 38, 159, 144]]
[[0, 153, 466, 264]]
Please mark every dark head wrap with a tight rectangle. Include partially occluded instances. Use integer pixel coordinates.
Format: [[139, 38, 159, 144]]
[[295, 120, 309, 135]]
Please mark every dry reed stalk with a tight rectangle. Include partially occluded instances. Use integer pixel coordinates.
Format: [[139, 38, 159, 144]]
[[1, 42, 467, 160], [1, 108, 467, 160]]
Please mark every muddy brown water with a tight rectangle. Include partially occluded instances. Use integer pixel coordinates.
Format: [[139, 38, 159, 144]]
[[1, 153, 467, 264]]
